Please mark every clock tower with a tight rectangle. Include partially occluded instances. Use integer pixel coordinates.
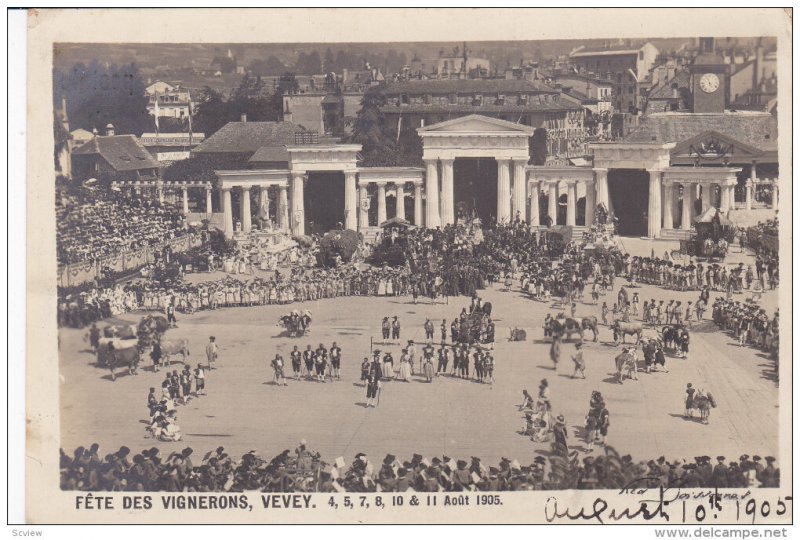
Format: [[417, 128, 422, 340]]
[[689, 48, 728, 114]]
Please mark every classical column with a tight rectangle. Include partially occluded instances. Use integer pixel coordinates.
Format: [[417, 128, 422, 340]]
[[344, 170, 358, 230], [291, 172, 305, 236], [222, 187, 233, 238], [181, 186, 189, 214], [258, 186, 271, 226], [205, 186, 213, 214], [358, 185, 369, 230], [745, 180, 753, 211], [496, 159, 511, 223], [729, 185, 736, 213], [548, 182, 558, 226], [529, 181, 540, 226], [439, 158, 454, 225], [647, 170, 662, 238], [584, 180, 596, 226], [701, 183, 711, 211], [395, 182, 406, 220], [594, 168, 609, 211], [278, 184, 289, 232], [772, 181, 779, 209], [662, 182, 674, 229], [720, 183, 730, 214], [512, 159, 528, 223], [566, 181, 577, 226], [377, 182, 387, 225], [681, 183, 692, 230], [413, 182, 423, 226], [424, 159, 441, 228], [240, 186, 252, 232]]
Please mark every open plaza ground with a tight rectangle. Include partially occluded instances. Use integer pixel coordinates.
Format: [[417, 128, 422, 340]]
[[59, 239, 779, 466]]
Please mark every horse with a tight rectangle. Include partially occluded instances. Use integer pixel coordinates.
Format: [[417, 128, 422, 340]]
[[690, 392, 716, 424], [97, 338, 141, 381], [612, 321, 643, 345], [614, 348, 638, 384], [159, 338, 191, 365]]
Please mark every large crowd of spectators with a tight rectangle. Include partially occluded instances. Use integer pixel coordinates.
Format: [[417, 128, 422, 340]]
[[57, 189, 187, 265], [60, 443, 780, 492]]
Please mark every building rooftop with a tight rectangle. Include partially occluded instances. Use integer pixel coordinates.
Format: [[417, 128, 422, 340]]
[[192, 121, 309, 155], [383, 78, 559, 95], [624, 111, 778, 152], [570, 44, 646, 57], [71, 135, 161, 172], [248, 146, 290, 163], [379, 101, 582, 114], [647, 70, 690, 100]]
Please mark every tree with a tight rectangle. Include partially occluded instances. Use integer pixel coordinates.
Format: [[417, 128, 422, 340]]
[[249, 55, 287, 76], [55, 60, 154, 136], [294, 51, 322, 74], [192, 86, 231, 137], [323, 48, 335, 72], [530, 128, 548, 166], [349, 86, 396, 165]]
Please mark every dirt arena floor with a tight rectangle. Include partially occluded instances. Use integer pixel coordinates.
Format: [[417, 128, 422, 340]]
[[59, 243, 779, 466]]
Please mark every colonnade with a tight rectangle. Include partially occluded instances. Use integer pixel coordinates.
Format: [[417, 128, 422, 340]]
[[423, 156, 529, 226], [357, 179, 424, 230], [219, 183, 290, 236], [113, 180, 214, 214]]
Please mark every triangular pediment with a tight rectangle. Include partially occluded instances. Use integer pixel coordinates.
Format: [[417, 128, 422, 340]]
[[418, 114, 534, 135], [672, 130, 764, 158]]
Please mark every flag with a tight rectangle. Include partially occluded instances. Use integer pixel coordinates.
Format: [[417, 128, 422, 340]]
[[187, 97, 193, 144], [153, 91, 160, 134]]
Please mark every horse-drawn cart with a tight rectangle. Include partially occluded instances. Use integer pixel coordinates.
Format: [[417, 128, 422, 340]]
[[671, 207, 733, 261]]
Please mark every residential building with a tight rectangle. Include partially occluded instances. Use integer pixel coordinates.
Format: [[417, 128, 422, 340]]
[[568, 41, 659, 113]]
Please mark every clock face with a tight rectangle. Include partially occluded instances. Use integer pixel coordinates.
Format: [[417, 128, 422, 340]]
[[699, 73, 720, 94]]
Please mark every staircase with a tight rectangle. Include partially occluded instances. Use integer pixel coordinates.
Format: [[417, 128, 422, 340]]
[[660, 228, 692, 241]]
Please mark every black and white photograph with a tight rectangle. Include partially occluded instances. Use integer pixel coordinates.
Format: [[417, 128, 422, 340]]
[[16, 7, 792, 526]]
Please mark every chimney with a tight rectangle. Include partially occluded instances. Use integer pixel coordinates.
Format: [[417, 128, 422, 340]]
[[105, 123, 115, 136], [241, 113, 247, 123]]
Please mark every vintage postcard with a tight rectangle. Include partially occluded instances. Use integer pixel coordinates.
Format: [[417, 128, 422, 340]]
[[22, 7, 792, 525]]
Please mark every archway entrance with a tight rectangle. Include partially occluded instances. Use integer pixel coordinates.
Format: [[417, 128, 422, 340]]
[[453, 157, 498, 223], [305, 171, 345, 235], [608, 169, 649, 237]]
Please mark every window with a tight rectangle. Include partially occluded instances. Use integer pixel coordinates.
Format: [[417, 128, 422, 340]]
[[401, 94, 409, 105], [638, 51, 644, 60]]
